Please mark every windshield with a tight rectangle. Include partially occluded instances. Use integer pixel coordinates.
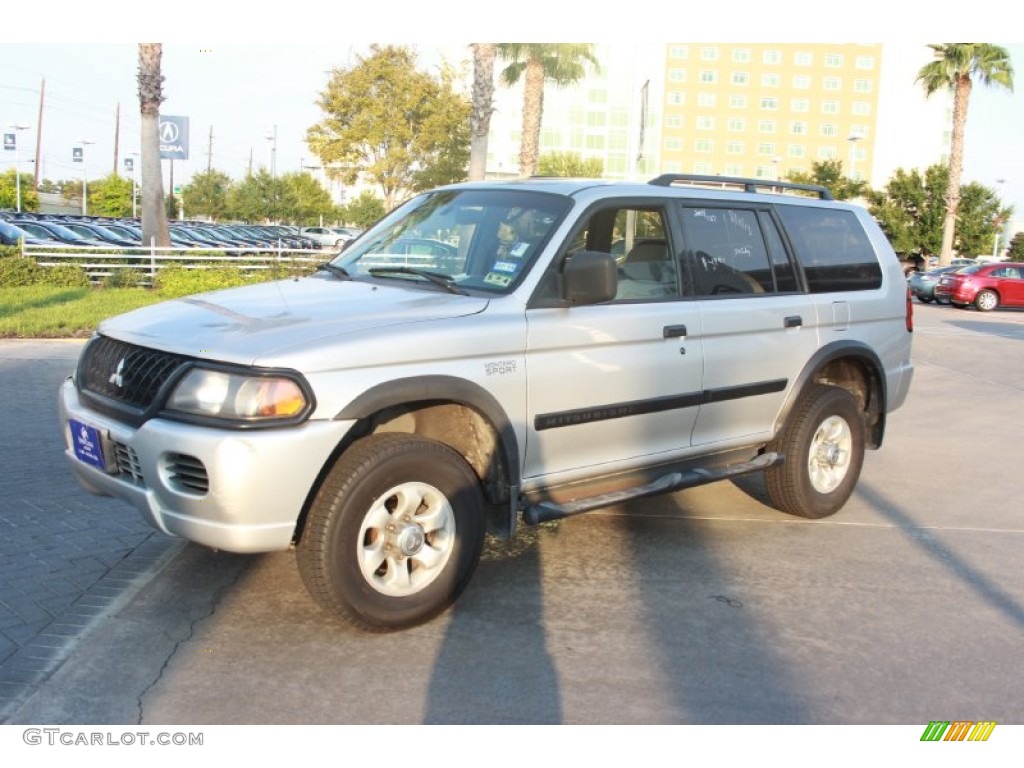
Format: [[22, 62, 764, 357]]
[[333, 189, 570, 294]]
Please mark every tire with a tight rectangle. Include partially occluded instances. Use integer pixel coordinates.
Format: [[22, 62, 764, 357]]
[[975, 289, 999, 312], [297, 433, 485, 632], [763, 384, 865, 519]]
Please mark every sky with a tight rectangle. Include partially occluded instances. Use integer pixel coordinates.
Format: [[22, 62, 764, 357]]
[[2, 3, 1022, 226]]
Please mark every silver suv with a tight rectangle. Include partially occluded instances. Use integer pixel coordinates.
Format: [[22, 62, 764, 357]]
[[60, 175, 914, 631]]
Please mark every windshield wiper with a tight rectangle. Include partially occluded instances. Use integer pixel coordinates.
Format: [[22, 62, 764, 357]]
[[318, 262, 353, 280], [368, 266, 467, 295]]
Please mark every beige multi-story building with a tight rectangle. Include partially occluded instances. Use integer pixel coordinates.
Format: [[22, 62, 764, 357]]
[[659, 43, 881, 182]]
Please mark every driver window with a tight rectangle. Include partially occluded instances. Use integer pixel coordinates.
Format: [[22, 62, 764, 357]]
[[682, 206, 775, 297]]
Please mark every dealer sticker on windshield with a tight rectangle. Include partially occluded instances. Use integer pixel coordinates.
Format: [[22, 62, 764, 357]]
[[69, 419, 107, 471]]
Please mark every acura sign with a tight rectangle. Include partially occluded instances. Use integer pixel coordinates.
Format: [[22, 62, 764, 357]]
[[158, 115, 189, 160]]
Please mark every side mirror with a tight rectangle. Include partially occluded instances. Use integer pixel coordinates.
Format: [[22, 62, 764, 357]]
[[564, 250, 617, 305]]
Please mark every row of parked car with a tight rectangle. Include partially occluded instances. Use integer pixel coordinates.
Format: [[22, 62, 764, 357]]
[[908, 258, 1024, 312], [0, 211, 361, 254]]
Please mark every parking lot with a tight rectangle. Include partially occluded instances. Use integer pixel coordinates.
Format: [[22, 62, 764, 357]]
[[2, 301, 1024, 727]]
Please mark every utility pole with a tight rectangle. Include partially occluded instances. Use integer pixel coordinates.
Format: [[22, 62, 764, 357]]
[[33, 78, 45, 188], [206, 125, 213, 172]]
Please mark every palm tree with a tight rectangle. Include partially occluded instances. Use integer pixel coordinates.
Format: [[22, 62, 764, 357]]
[[917, 43, 1013, 265], [498, 44, 598, 177], [138, 43, 170, 248], [469, 44, 496, 181]]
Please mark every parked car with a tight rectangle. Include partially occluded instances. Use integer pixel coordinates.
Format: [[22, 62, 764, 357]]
[[301, 226, 354, 249], [934, 262, 1024, 311], [59, 174, 914, 631], [908, 266, 964, 303], [0, 219, 48, 246]]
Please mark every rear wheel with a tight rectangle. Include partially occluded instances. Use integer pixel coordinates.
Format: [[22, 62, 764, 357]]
[[764, 385, 865, 519], [975, 289, 999, 312], [297, 433, 485, 632]]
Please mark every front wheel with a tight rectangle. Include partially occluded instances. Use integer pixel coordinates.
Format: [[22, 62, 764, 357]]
[[975, 289, 999, 312], [297, 433, 485, 632], [763, 384, 865, 519]]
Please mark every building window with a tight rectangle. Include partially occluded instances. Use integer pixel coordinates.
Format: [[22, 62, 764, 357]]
[[697, 93, 717, 107], [763, 50, 782, 64], [586, 112, 607, 126], [791, 98, 809, 112], [663, 161, 682, 172], [669, 68, 687, 82], [723, 163, 743, 175], [696, 116, 716, 130], [761, 73, 781, 87], [820, 124, 839, 137], [729, 94, 748, 108], [792, 75, 811, 89], [700, 69, 718, 84], [664, 137, 683, 151], [790, 121, 808, 135], [693, 161, 713, 174], [852, 101, 871, 116], [757, 142, 776, 156], [850, 125, 869, 139], [795, 51, 813, 66], [731, 72, 749, 86], [818, 146, 838, 160], [825, 53, 843, 67], [823, 77, 841, 91], [787, 144, 806, 158], [755, 165, 776, 179], [727, 117, 745, 132], [695, 139, 714, 153], [732, 48, 751, 63], [760, 97, 779, 110], [856, 55, 875, 70], [585, 135, 605, 149], [670, 45, 689, 59], [701, 47, 719, 61], [727, 141, 745, 154], [758, 120, 777, 133], [821, 100, 840, 114], [666, 114, 684, 128], [667, 91, 685, 105], [854, 79, 873, 93]]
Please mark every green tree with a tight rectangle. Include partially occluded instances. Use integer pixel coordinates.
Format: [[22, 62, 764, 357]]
[[1007, 231, 1024, 261], [86, 173, 133, 217], [469, 43, 497, 181], [785, 159, 868, 201], [37, 178, 59, 194], [498, 44, 598, 177], [916, 43, 1014, 265], [867, 164, 1008, 257], [60, 179, 83, 208], [226, 169, 291, 223], [138, 43, 170, 247], [0, 169, 40, 212], [538, 151, 604, 178], [307, 45, 471, 210], [340, 190, 386, 229], [181, 169, 233, 220], [281, 171, 336, 226]]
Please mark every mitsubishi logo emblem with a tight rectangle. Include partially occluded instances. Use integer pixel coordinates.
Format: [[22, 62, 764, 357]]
[[109, 358, 126, 388], [160, 121, 179, 143]]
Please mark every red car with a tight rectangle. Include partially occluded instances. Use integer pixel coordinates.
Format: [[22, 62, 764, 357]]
[[934, 262, 1024, 311]]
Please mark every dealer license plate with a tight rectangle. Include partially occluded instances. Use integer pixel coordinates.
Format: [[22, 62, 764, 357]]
[[69, 418, 107, 472]]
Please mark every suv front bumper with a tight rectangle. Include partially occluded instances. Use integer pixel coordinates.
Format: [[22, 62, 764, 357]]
[[59, 378, 351, 553]]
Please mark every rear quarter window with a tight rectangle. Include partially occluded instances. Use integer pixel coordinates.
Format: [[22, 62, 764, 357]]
[[776, 206, 882, 293]]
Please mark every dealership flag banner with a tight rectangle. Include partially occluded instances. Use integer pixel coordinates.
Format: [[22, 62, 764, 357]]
[[3, 133, 15, 151]]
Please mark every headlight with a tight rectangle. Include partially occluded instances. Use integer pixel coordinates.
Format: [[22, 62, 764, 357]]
[[167, 368, 310, 423]]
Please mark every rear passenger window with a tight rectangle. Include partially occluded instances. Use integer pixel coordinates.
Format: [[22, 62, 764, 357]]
[[681, 206, 784, 297], [775, 206, 882, 292]]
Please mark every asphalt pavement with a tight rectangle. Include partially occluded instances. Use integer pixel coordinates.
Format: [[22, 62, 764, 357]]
[[2, 304, 1023, 727]]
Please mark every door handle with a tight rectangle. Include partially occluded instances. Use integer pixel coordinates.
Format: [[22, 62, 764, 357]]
[[783, 315, 803, 328], [663, 324, 688, 338]]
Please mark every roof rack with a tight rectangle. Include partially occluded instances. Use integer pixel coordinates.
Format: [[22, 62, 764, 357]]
[[648, 174, 832, 201]]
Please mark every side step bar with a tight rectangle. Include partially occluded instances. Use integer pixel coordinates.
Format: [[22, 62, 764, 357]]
[[522, 452, 783, 525]]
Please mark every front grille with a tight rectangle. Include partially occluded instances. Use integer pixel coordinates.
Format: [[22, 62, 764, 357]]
[[165, 453, 209, 495], [79, 336, 190, 411]]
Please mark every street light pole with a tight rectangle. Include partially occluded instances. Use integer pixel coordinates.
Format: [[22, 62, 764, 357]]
[[128, 151, 141, 218], [265, 125, 277, 177], [847, 134, 862, 181], [79, 139, 95, 215], [10, 125, 30, 212], [993, 178, 1007, 259]]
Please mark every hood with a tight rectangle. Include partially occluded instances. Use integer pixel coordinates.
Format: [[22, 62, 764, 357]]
[[98, 276, 489, 365]]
